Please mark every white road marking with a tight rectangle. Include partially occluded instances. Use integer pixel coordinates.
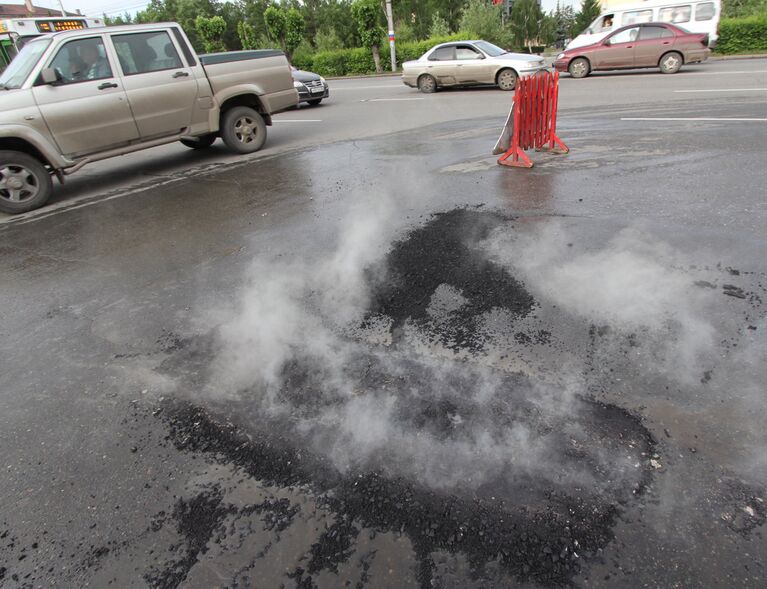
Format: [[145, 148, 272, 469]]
[[622, 117, 767, 122], [673, 88, 767, 93], [273, 119, 322, 122], [361, 97, 425, 102]]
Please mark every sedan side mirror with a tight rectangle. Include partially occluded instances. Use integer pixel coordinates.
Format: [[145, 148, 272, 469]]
[[602, 38, 611, 46], [41, 67, 60, 85]]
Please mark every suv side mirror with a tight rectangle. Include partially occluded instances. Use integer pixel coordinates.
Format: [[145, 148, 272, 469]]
[[41, 67, 60, 85]]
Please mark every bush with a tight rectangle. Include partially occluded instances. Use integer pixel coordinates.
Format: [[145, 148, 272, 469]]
[[305, 33, 472, 76], [716, 16, 767, 53]]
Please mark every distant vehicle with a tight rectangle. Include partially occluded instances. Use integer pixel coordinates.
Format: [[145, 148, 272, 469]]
[[0, 22, 298, 213], [291, 66, 329, 105], [554, 22, 711, 78], [567, 0, 720, 50], [402, 40, 546, 93], [0, 16, 105, 72]]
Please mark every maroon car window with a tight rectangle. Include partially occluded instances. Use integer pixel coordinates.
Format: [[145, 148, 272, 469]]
[[640, 25, 674, 40], [609, 27, 640, 44], [428, 46, 454, 61], [695, 2, 715, 20]]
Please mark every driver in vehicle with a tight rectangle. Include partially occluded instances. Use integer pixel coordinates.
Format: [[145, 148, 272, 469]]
[[79, 43, 110, 80]]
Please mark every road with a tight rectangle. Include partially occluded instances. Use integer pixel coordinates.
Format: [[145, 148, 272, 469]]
[[1, 58, 766, 588]]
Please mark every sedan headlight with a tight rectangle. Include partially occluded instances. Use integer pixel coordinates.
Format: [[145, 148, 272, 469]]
[[293, 80, 304, 88], [557, 53, 565, 60]]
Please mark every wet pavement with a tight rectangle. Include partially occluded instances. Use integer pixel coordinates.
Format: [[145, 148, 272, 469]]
[[1, 99, 767, 588]]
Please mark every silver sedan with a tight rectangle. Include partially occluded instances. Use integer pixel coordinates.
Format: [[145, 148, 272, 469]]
[[402, 40, 546, 93]]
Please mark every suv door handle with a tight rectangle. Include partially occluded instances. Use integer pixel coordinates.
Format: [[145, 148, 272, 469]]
[[98, 82, 118, 90], [172, 71, 189, 78]]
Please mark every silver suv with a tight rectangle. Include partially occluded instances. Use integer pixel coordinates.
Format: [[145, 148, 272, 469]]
[[0, 23, 298, 213]]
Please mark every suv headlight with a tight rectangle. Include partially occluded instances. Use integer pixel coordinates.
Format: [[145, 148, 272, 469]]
[[293, 80, 304, 88], [320, 76, 326, 85]]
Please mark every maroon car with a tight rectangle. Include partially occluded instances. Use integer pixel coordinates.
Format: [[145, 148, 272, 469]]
[[553, 22, 711, 78]]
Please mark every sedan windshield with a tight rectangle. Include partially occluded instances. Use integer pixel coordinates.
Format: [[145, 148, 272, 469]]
[[474, 41, 506, 57], [0, 37, 50, 89]]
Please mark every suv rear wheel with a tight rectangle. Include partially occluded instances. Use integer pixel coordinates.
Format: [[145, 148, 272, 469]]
[[0, 150, 53, 214], [221, 106, 267, 154]]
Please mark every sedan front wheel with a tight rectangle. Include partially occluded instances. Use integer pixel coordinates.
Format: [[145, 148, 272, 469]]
[[568, 57, 590, 79], [496, 68, 518, 91]]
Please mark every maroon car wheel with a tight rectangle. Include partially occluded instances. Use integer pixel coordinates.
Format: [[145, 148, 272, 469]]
[[568, 57, 590, 79]]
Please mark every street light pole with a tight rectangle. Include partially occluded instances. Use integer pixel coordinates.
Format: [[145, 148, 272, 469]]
[[385, 0, 396, 72]]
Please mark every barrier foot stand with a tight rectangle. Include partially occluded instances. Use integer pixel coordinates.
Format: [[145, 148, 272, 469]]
[[498, 145, 533, 168], [544, 133, 569, 154]]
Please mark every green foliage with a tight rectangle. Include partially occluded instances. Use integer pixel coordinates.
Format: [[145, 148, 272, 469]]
[[351, 0, 385, 49], [264, 6, 288, 44], [722, 0, 767, 18], [314, 26, 344, 52], [510, 0, 546, 51], [716, 15, 767, 53], [574, 0, 602, 35], [396, 21, 418, 43], [459, 0, 505, 46], [237, 21, 258, 50], [291, 40, 315, 69], [305, 33, 470, 77], [195, 15, 227, 53], [285, 8, 306, 56], [429, 13, 451, 38]]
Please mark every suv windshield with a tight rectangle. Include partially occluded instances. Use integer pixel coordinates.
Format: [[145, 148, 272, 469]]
[[0, 37, 50, 89], [474, 41, 506, 57]]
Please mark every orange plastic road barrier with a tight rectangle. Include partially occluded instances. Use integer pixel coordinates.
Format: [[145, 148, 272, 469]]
[[497, 70, 569, 168]]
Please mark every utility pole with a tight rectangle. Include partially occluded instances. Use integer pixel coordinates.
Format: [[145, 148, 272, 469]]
[[385, 0, 396, 72], [57, 0, 67, 16]]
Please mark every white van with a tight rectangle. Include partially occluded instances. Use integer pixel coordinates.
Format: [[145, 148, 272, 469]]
[[566, 0, 720, 50]]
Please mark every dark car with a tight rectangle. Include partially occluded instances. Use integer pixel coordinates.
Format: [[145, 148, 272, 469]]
[[291, 66, 330, 105], [553, 22, 710, 78]]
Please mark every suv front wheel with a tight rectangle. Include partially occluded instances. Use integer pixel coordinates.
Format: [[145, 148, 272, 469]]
[[0, 150, 53, 214]]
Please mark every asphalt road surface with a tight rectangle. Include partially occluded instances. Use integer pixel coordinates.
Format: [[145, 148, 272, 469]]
[[1, 58, 766, 588]]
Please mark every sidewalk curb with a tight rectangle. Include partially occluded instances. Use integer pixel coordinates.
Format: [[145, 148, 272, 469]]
[[325, 73, 401, 81], [710, 53, 767, 61]]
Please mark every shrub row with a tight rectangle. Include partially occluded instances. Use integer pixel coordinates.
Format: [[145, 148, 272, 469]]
[[293, 33, 473, 76], [715, 16, 767, 54]]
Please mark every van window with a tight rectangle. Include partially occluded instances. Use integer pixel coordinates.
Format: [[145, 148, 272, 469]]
[[592, 14, 615, 33], [695, 2, 716, 20], [622, 10, 653, 25], [659, 5, 692, 23]]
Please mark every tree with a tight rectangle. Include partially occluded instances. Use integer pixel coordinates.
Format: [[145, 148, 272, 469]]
[[575, 0, 601, 36], [238, 21, 259, 50], [553, 2, 578, 45], [285, 8, 306, 57], [429, 12, 450, 37], [459, 0, 506, 46], [351, 0, 385, 73], [195, 15, 227, 53], [510, 0, 546, 52], [264, 5, 288, 45]]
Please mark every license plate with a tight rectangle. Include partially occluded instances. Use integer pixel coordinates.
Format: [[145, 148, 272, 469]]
[[310, 86, 323, 94]]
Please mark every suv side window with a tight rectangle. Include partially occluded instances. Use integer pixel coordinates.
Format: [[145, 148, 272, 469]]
[[49, 37, 112, 84], [455, 46, 482, 60], [111, 31, 182, 75], [640, 25, 673, 39], [429, 46, 455, 61]]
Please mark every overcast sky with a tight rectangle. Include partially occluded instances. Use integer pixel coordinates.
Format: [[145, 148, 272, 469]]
[[30, 0, 580, 24]]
